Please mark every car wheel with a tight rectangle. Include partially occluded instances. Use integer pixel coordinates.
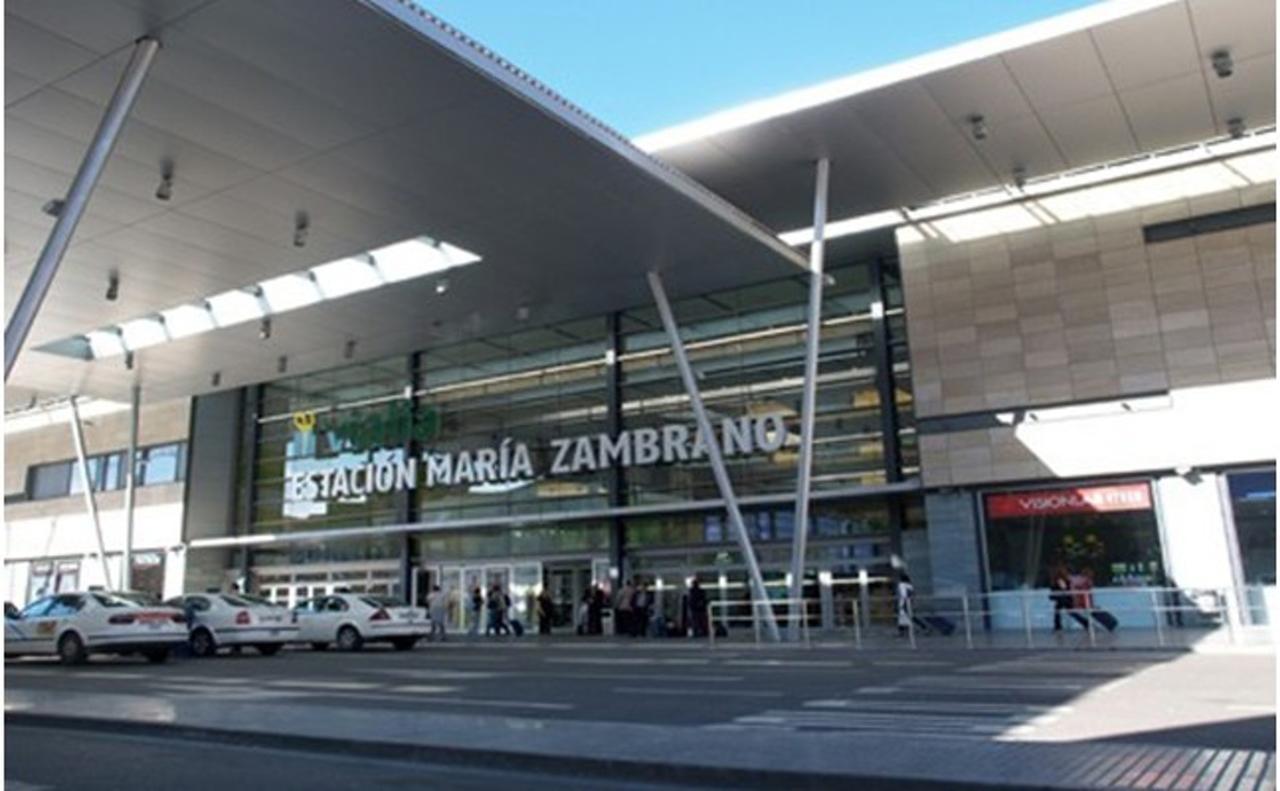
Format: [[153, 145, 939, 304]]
[[392, 637, 418, 651], [57, 633, 87, 666], [310, 642, 329, 651], [143, 648, 169, 664], [189, 629, 217, 658], [336, 625, 363, 652], [256, 644, 282, 657]]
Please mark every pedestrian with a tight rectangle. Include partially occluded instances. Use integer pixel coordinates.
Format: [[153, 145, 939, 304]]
[[616, 579, 635, 637], [589, 584, 605, 635], [895, 572, 914, 637], [486, 584, 507, 636], [688, 579, 708, 638], [467, 586, 483, 637], [577, 587, 591, 635], [426, 585, 447, 642], [632, 581, 651, 638], [537, 588, 554, 635], [1049, 562, 1073, 632]]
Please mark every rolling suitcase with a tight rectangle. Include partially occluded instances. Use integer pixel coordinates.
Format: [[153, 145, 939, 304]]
[[510, 619, 525, 637], [1090, 609, 1118, 632], [913, 615, 956, 636]]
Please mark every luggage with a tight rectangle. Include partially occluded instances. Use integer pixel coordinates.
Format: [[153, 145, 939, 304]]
[[510, 619, 525, 637], [1090, 609, 1118, 632], [913, 615, 956, 636]]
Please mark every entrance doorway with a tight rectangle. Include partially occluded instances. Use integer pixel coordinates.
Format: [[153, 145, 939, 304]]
[[431, 557, 609, 634]]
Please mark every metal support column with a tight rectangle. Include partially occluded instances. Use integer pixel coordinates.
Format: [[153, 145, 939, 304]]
[[401, 353, 423, 602], [787, 158, 830, 639], [121, 384, 141, 591], [69, 397, 113, 590], [234, 386, 263, 588], [5, 37, 160, 380], [604, 313, 627, 582], [647, 271, 780, 642], [869, 258, 902, 483]]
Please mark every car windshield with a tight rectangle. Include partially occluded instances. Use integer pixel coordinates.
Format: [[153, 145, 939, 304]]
[[238, 594, 280, 607], [360, 596, 406, 608], [91, 593, 140, 608]]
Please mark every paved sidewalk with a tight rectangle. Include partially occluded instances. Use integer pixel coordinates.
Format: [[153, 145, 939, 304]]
[[6, 687, 1273, 790]]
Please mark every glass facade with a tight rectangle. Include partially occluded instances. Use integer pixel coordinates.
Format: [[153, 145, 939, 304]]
[[1228, 469, 1276, 585], [238, 256, 916, 579]]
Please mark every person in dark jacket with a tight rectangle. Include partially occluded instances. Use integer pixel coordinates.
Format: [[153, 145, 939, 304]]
[[688, 579, 709, 638], [537, 588, 555, 635]]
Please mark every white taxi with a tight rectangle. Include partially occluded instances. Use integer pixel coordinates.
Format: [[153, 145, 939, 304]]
[[294, 593, 429, 651], [165, 592, 299, 657], [4, 591, 187, 665]]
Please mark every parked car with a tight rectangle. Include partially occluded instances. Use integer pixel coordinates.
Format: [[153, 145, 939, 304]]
[[164, 592, 299, 657], [293, 594, 429, 651], [4, 591, 187, 665]]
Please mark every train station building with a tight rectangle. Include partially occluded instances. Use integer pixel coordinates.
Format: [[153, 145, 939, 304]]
[[4, 0, 1275, 633]]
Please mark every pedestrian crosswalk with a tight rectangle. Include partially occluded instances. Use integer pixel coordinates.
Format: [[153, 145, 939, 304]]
[[717, 666, 1084, 740]]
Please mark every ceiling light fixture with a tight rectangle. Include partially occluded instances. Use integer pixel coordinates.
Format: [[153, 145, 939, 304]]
[[211, 371, 222, 388], [42, 199, 65, 218], [155, 160, 174, 201], [1211, 49, 1233, 79], [124, 351, 134, 371], [105, 272, 120, 302], [277, 355, 288, 374], [1227, 117, 1246, 140], [293, 212, 309, 248], [968, 114, 988, 141], [344, 339, 356, 360], [435, 278, 449, 295], [259, 317, 272, 340]]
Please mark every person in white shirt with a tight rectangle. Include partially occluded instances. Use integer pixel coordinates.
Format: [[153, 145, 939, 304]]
[[896, 573, 915, 637], [426, 585, 448, 641]]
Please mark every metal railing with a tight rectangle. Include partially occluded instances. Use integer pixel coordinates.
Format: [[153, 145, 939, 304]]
[[696, 585, 1275, 650]]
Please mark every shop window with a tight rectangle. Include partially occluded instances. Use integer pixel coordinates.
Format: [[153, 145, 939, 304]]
[[984, 483, 1164, 590], [1228, 470, 1276, 585]]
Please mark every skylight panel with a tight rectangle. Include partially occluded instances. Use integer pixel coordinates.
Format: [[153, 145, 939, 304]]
[[260, 273, 322, 313], [371, 239, 446, 283], [39, 233, 481, 361], [311, 257, 383, 298], [161, 304, 216, 339], [207, 289, 265, 327], [119, 317, 168, 351], [86, 330, 125, 358]]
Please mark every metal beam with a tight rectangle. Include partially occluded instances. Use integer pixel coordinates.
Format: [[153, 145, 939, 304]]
[[4, 37, 160, 380], [69, 397, 114, 590], [605, 312, 627, 582], [787, 158, 830, 639], [647, 270, 780, 642], [121, 384, 141, 591], [870, 258, 902, 483]]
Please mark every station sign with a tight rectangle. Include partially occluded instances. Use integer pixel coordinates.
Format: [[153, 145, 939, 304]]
[[281, 410, 791, 516]]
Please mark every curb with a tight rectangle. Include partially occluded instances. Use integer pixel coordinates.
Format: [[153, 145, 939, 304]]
[[5, 711, 1052, 790]]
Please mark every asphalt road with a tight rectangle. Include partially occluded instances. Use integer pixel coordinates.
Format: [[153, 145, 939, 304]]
[[5, 639, 1274, 750], [4, 723, 718, 791]]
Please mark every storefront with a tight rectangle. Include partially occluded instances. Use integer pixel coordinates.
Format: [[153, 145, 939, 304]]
[[230, 257, 924, 631]]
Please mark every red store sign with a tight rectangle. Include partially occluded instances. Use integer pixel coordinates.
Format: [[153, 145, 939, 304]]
[[986, 483, 1152, 519]]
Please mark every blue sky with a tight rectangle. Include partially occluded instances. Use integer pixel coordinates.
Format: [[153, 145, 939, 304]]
[[423, 1, 1099, 137]]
